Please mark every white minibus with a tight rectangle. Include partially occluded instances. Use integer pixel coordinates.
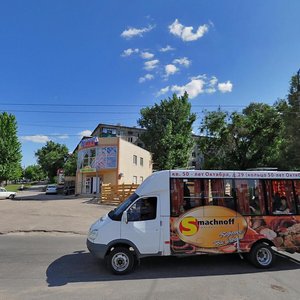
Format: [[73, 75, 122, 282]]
[[87, 170, 300, 274]]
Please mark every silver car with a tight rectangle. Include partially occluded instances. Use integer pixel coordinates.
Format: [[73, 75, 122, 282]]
[[0, 187, 16, 199], [45, 185, 57, 195]]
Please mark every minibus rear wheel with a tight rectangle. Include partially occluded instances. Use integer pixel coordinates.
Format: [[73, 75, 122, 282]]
[[249, 243, 275, 268], [106, 247, 135, 275]]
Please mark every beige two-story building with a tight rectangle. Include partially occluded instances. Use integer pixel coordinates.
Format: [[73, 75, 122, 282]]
[[76, 136, 152, 195]]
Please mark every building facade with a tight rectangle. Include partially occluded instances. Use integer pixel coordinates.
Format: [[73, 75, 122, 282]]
[[76, 136, 152, 195], [91, 123, 203, 170]]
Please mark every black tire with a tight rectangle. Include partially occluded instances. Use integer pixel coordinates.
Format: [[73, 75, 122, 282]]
[[249, 243, 275, 268], [9, 194, 15, 199], [106, 247, 135, 275]]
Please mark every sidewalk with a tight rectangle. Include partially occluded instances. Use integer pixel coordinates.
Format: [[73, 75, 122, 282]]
[[0, 197, 114, 235]]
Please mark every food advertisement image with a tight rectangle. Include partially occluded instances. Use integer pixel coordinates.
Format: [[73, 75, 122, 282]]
[[170, 207, 300, 255], [170, 176, 300, 255]]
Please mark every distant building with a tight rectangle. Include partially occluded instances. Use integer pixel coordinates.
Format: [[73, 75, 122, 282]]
[[74, 123, 203, 195], [91, 123, 203, 169]]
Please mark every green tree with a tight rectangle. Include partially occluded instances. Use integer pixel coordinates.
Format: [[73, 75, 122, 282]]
[[278, 73, 300, 170], [24, 165, 46, 181], [63, 152, 78, 176], [0, 112, 22, 183], [35, 141, 69, 182], [138, 92, 196, 170], [199, 103, 284, 170]]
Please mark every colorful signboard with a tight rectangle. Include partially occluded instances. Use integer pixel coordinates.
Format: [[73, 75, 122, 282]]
[[79, 137, 99, 149]]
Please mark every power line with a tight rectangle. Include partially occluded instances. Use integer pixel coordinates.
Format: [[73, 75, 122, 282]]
[[0, 102, 247, 108]]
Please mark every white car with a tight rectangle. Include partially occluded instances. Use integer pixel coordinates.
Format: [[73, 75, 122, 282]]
[[0, 187, 17, 199], [45, 185, 57, 195]]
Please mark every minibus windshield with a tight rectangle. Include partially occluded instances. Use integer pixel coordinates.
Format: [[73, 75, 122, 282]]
[[108, 193, 139, 221]]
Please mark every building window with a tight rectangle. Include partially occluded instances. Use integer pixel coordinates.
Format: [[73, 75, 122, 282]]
[[128, 137, 133, 143], [133, 176, 137, 184], [140, 157, 144, 166], [140, 176, 144, 183], [133, 155, 137, 165]]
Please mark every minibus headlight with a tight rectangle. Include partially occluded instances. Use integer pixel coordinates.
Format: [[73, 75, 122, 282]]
[[88, 229, 98, 241]]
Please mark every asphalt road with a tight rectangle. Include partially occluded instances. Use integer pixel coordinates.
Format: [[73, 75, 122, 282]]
[[1, 234, 300, 300]]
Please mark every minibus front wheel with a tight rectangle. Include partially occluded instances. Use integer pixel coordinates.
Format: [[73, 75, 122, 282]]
[[106, 247, 135, 275], [249, 243, 275, 268]]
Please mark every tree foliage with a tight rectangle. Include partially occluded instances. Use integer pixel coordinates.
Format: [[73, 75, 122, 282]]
[[277, 74, 300, 170], [35, 141, 69, 181], [63, 152, 78, 176], [24, 165, 46, 181], [138, 92, 196, 170], [0, 112, 22, 183], [199, 103, 284, 170]]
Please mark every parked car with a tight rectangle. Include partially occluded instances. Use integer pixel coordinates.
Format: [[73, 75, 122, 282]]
[[64, 185, 75, 195], [45, 185, 57, 195], [0, 187, 17, 199]]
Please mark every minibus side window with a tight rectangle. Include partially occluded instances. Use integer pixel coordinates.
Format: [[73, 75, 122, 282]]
[[293, 180, 300, 214], [235, 179, 265, 215], [127, 197, 157, 221], [266, 180, 297, 215]]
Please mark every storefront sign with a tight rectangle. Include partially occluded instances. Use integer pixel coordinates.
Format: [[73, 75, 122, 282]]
[[79, 137, 99, 149], [80, 167, 96, 173]]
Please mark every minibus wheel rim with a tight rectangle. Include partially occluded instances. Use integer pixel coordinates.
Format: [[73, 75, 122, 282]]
[[256, 247, 272, 266], [112, 252, 130, 272]]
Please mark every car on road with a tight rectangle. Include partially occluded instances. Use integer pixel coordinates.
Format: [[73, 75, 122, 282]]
[[45, 185, 57, 195], [0, 187, 17, 199]]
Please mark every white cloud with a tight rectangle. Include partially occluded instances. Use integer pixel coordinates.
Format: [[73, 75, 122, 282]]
[[159, 45, 175, 52], [218, 81, 233, 93], [140, 51, 154, 59], [139, 74, 154, 83], [206, 76, 218, 93], [79, 130, 92, 137], [144, 59, 159, 71], [171, 78, 206, 98], [121, 48, 139, 57], [20, 135, 50, 143], [165, 64, 179, 77], [173, 57, 191, 67], [169, 19, 209, 42], [57, 134, 69, 139], [157, 75, 232, 99], [121, 25, 154, 39], [157, 86, 170, 96]]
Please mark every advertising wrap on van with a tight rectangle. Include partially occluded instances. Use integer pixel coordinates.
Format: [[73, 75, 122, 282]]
[[170, 206, 300, 254], [175, 206, 247, 248]]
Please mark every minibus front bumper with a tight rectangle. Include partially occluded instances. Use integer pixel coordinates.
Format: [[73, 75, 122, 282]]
[[86, 239, 107, 259]]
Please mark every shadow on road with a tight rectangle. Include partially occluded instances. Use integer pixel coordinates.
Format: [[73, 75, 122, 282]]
[[46, 250, 300, 287]]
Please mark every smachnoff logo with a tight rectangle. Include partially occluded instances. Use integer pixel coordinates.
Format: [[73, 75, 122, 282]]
[[179, 216, 235, 236]]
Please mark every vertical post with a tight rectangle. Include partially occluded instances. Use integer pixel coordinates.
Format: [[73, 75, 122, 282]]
[[297, 69, 300, 108]]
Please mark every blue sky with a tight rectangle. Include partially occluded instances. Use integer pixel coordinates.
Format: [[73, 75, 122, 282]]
[[0, 0, 299, 167]]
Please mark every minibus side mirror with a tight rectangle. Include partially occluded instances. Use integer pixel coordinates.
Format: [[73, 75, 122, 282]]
[[122, 211, 128, 224]]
